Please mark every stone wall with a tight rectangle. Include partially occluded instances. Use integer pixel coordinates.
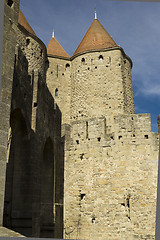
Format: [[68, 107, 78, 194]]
[[0, 0, 20, 226], [2, 9, 64, 238], [70, 49, 135, 122], [16, 25, 48, 79], [64, 114, 159, 239]]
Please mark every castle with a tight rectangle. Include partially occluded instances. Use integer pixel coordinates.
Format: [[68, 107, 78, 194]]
[[0, 0, 159, 239]]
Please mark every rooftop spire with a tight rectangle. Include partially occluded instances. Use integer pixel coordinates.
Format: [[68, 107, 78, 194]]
[[52, 30, 55, 38], [94, 7, 97, 19]]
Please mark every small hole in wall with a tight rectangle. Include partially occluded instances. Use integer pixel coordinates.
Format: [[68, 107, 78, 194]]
[[80, 153, 84, 160], [119, 64, 121, 66], [51, 71, 53, 74], [76, 140, 79, 144], [91, 216, 96, 224], [133, 134, 135, 137], [97, 137, 101, 142], [121, 203, 125, 207], [62, 73, 64, 76], [110, 136, 114, 140], [144, 135, 148, 139], [119, 136, 122, 140], [106, 65, 109, 67], [95, 66, 97, 69], [80, 193, 86, 200], [78, 70, 79, 73], [40, 49, 43, 56], [88, 67, 90, 70], [7, 0, 13, 7], [34, 102, 37, 107], [132, 117, 134, 120], [124, 60, 126, 64], [81, 58, 85, 63]]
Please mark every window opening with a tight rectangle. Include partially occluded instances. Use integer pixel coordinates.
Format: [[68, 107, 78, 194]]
[[65, 63, 70, 68], [80, 193, 86, 200], [7, 0, 13, 7], [26, 39, 30, 46], [99, 55, 103, 62], [86, 121, 88, 139], [55, 88, 58, 97], [57, 65, 58, 77]]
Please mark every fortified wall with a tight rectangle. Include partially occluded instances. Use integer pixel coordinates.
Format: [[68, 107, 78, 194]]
[[1, 1, 64, 238], [0, 1, 159, 239], [46, 15, 159, 240], [64, 114, 158, 239]]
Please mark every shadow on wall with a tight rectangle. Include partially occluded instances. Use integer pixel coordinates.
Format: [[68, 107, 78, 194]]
[[3, 109, 64, 238]]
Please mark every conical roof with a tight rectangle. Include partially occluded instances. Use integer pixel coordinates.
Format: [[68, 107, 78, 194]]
[[73, 19, 118, 57], [47, 36, 70, 59], [18, 10, 36, 36]]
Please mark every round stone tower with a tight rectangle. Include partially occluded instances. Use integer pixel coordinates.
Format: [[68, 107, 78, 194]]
[[70, 15, 135, 122], [46, 32, 71, 124]]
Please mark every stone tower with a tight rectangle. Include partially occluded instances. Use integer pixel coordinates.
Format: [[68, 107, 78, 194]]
[[47, 33, 71, 125], [46, 14, 159, 240]]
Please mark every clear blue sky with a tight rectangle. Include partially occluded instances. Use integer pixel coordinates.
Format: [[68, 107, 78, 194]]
[[20, 0, 160, 132]]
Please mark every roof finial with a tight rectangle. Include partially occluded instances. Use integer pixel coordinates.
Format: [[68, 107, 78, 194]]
[[94, 7, 97, 19], [52, 30, 55, 38]]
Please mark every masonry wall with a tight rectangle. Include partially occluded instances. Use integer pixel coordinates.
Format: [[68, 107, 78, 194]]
[[70, 49, 135, 122], [16, 25, 47, 79], [0, 0, 20, 226], [3, 18, 64, 238], [64, 114, 159, 239], [46, 57, 71, 124]]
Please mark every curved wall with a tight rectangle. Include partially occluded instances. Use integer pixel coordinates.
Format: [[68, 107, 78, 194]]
[[71, 49, 135, 122]]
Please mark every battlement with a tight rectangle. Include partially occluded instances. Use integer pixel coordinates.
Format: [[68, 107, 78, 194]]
[[69, 113, 158, 148]]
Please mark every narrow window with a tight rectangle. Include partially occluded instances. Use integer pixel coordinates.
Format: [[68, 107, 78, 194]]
[[80, 193, 86, 200], [99, 55, 103, 62], [57, 65, 58, 77], [26, 39, 30, 46], [7, 0, 13, 7], [55, 88, 58, 97], [86, 121, 88, 139]]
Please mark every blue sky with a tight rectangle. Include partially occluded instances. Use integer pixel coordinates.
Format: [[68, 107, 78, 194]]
[[20, 0, 160, 132]]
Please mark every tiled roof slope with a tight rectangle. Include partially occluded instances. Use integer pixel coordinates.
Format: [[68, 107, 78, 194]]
[[18, 10, 36, 36], [73, 19, 118, 57], [47, 37, 70, 59]]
